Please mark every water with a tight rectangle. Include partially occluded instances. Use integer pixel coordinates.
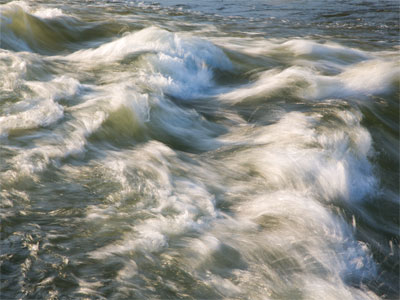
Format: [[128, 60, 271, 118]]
[[0, 0, 399, 299]]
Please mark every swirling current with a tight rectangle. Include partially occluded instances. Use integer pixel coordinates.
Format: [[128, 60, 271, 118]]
[[0, 1, 399, 299]]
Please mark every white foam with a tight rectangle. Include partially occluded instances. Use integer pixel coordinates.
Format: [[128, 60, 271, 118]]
[[301, 277, 381, 300], [66, 27, 230, 67], [0, 1, 31, 12], [66, 27, 232, 99], [0, 50, 27, 91], [304, 59, 399, 99], [79, 109, 378, 299], [209, 189, 377, 299], [90, 71, 220, 150], [215, 36, 398, 104], [213, 36, 370, 64], [211, 35, 281, 58], [281, 39, 369, 61], [219, 68, 293, 102], [339, 59, 399, 95], [88, 82, 151, 126], [0, 99, 64, 137], [74, 276, 107, 300], [149, 96, 222, 150], [222, 110, 376, 204], [208, 274, 241, 296], [0, 1, 68, 20], [25, 76, 82, 101], [88, 141, 218, 258], [0, 75, 82, 138], [220, 58, 398, 103], [32, 7, 65, 19], [0, 74, 159, 183], [3, 102, 107, 178]]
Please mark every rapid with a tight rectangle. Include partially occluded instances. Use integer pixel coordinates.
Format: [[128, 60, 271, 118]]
[[0, 1, 399, 299]]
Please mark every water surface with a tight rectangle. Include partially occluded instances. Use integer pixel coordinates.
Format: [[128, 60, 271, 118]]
[[0, 1, 399, 299]]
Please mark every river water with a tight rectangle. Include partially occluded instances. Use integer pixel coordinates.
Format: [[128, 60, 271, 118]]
[[0, 1, 399, 299]]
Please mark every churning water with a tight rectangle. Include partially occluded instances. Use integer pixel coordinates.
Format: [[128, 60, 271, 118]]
[[0, 0, 399, 299]]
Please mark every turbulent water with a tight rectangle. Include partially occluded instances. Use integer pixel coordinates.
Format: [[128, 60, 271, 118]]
[[0, 0, 399, 299]]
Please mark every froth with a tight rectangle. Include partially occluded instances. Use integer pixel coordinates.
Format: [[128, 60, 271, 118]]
[[214, 37, 369, 62], [204, 110, 379, 298], [66, 27, 230, 67], [0, 50, 27, 91], [0, 99, 63, 137], [1, 1, 68, 20], [282, 39, 369, 61], [220, 59, 399, 103], [88, 141, 218, 258], [0, 75, 82, 137], [66, 27, 232, 99], [222, 109, 376, 204], [82, 108, 379, 299], [32, 7, 65, 19]]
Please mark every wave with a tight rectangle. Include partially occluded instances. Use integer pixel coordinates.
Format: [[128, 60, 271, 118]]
[[0, 1, 136, 54], [219, 57, 399, 103], [65, 27, 232, 98], [1, 6, 398, 297], [84, 108, 379, 299], [0, 1, 79, 53]]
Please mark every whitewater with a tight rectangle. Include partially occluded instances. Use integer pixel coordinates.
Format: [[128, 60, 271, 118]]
[[0, 0, 399, 299]]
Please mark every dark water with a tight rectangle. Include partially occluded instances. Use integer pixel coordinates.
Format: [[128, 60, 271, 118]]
[[0, 0, 399, 299]]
